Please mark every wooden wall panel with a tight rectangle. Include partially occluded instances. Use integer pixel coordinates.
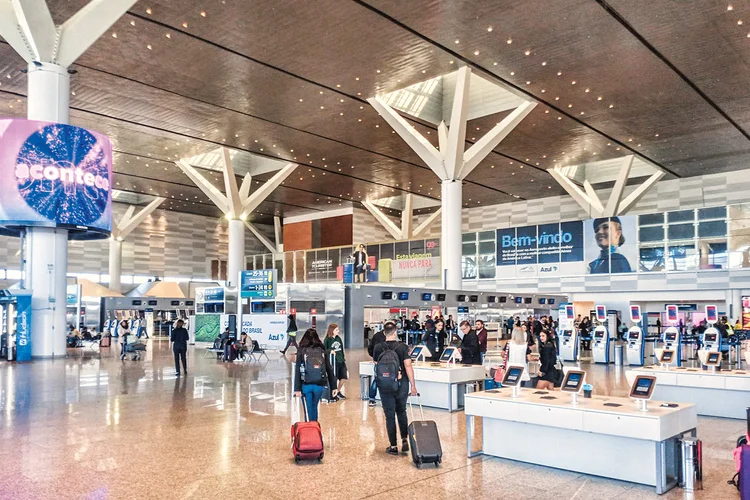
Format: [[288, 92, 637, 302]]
[[321, 215, 353, 248], [283, 221, 313, 251]]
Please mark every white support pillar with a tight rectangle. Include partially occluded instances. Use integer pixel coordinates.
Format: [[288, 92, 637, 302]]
[[108, 239, 123, 292], [441, 180, 463, 290], [274, 216, 283, 252], [228, 219, 245, 288]]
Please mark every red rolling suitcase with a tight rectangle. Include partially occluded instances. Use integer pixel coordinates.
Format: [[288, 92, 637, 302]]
[[291, 397, 324, 463], [407, 395, 442, 468]]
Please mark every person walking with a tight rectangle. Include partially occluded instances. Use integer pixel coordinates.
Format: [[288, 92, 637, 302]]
[[118, 320, 131, 360], [536, 331, 559, 390], [323, 324, 348, 400], [373, 322, 418, 455], [281, 314, 299, 355], [458, 321, 482, 365], [367, 323, 388, 408], [294, 329, 336, 422], [171, 319, 190, 376]]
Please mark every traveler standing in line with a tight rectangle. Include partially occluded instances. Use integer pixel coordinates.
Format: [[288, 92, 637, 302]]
[[435, 319, 447, 360], [475, 319, 488, 363], [422, 319, 438, 361], [446, 315, 456, 332], [294, 329, 336, 422], [367, 322, 388, 408], [656, 317, 662, 336], [506, 316, 515, 337], [503, 326, 532, 387], [579, 316, 591, 351], [536, 330, 559, 390], [324, 324, 348, 400], [351, 244, 369, 283], [373, 322, 418, 456], [458, 321, 482, 365], [171, 319, 190, 376], [281, 314, 299, 355], [118, 320, 131, 360]]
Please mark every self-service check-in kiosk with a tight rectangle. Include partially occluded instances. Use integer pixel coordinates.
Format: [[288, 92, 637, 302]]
[[698, 305, 722, 366], [660, 327, 682, 367], [592, 305, 614, 364], [625, 305, 653, 366], [559, 328, 578, 362]]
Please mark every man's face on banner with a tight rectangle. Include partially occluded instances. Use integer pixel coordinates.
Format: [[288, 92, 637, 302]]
[[595, 220, 622, 249]]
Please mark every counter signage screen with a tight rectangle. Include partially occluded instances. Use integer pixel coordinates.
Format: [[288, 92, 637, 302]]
[[439, 346, 457, 362], [565, 305, 575, 320], [469, 295, 478, 302], [499, 296, 507, 303], [131, 300, 142, 306], [659, 350, 674, 363], [436, 294, 446, 301], [524, 297, 532, 304], [397, 292, 409, 301], [240, 270, 276, 299], [515, 297, 523, 304], [170, 300, 181, 306], [457, 294, 466, 302], [410, 345, 424, 360], [421, 293, 433, 301], [539, 298, 547, 305], [630, 305, 641, 323], [596, 305, 607, 322], [487, 296, 496, 303], [548, 298, 555, 305], [147, 300, 158, 306], [0, 119, 113, 239], [706, 305, 718, 324], [666, 305, 678, 323], [381, 292, 393, 300]]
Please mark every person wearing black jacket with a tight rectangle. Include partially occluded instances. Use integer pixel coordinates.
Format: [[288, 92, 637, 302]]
[[170, 320, 190, 376], [536, 331, 558, 390], [280, 314, 299, 355], [367, 324, 388, 407], [293, 328, 336, 422], [422, 319, 438, 361], [435, 319, 447, 360], [458, 321, 482, 365]]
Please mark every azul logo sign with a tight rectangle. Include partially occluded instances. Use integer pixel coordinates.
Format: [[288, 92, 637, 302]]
[[0, 119, 113, 235], [539, 265, 559, 273]]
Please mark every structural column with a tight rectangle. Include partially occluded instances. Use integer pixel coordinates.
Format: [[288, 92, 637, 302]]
[[108, 239, 123, 292], [441, 180, 463, 290], [227, 219, 246, 288]]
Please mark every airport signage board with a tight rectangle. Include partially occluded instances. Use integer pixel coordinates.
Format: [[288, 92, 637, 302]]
[[240, 314, 287, 348], [0, 119, 113, 238], [240, 270, 276, 299], [391, 256, 440, 280], [15, 293, 31, 362]]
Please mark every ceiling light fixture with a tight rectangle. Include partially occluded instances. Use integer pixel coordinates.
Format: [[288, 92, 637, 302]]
[[507, 38, 512, 44], [524, 50, 531, 55], [200, 11, 206, 17], [487, 26, 493, 32]]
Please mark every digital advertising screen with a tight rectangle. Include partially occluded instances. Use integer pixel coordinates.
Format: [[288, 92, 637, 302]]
[[240, 270, 276, 299], [0, 119, 113, 239], [629, 305, 641, 323], [596, 305, 607, 322], [666, 305, 678, 323], [742, 296, 750, 330], [706, 305, 718, 324]]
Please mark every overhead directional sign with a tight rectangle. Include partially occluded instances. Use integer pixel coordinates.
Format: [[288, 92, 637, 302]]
[[240, 269, 276, 299]]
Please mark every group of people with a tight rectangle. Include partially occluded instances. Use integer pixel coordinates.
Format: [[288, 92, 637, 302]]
[[502, 316, 561, 390]]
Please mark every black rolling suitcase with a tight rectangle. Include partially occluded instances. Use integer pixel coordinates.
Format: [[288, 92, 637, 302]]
[[407, 395, 442, 468]]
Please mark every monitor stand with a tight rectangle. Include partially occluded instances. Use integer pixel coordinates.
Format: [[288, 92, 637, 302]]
[[637, 399, 649, 412], [511, 385, 521, 398], [570, 392, 579, 406], [660, 363, 670, 371]]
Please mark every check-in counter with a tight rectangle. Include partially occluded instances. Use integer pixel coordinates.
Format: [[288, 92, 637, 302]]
[[464, 388, 697, 494], [626, 366, 750, 419], [359, 361, 485, 411]]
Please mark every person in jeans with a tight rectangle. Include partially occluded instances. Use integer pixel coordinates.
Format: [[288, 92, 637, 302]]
[[118, 320, 131, 360], [367, 324, 388, 408], [293, 329, 336, 422], [475, 319, 488, 363], [171, 319, 190, 376], [280, 314, 298, 355], [372, 322, 418, 455], [323, 323, 348, 400]]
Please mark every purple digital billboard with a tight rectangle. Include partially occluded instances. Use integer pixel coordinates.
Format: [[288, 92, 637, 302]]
[[0, 119, 113, 239]]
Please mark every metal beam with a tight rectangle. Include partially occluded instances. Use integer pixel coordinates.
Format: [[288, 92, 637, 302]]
[[460, 101, 537, 179], [583, 180, 605, 215], [11, 0, 57, 62], [549, 168, 603, 218], [274, 216, 282, 252], [245, 220, 278, 255], [239, 173, 253, 200], [55, 0, 139, 66], [437, 121, 450, 179], [401, 193, 414, 239], [412, 208, 442, 238], [221, 147, 242, 218], [368, 96, 443, 176], [176, 159, 229, 213], [362, 200, 402, 240], [618, 171, 665, 214], [604, 155, 634, 216], [0, 3, 36, 62], [240, 162, 297, 218], [443, 66, 471, 180], [115, 197, 165, 240]]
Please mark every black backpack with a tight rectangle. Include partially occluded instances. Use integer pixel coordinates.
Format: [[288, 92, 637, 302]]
[[302, 347, 326, 385], [376, 343, 401, 393]]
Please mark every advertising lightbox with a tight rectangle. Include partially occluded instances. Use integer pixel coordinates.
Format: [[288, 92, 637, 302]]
[[0, 119, 113, 239]]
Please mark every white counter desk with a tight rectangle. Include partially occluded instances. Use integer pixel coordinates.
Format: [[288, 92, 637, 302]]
[[626, 366, 750, 419], [465, 388, 697, 494], [359, 361, 485, 411]]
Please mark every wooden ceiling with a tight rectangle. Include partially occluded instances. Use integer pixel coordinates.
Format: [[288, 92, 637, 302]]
[[1, 0, 748, 224]]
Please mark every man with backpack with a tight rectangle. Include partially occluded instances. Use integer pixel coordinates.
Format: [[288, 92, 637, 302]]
[[373, 322, 418, 455], [367, 324, 388, 408]]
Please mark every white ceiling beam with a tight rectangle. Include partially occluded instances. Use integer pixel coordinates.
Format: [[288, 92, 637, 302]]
[[549, 168, 603, 218], [245, 220, 278, 255], [401, 193, 414, 239], [368, 96, 443, 176], [0, 3, 37, 62], [55, 0, 139, 66], [412, 207, 442, 238], [274, 216, 282, 252], [176, 159, 229, 213], [443, 66, 471, 180], [241, 162, 297, 218], [239, 173, 253, 200], [437, 121, 450, 179], [583, 179, 605, 215], [459, 100, 537, 179], [362, 200, 403, 240], [603, 155, 634, 216], [115, 197, 165, 240], [221, 148, 242, 218], [618, 171, 665, 214], [10, 0, 57, 62]]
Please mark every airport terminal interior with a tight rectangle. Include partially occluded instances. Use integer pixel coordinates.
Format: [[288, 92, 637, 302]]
[[1, 1, 750, 499]]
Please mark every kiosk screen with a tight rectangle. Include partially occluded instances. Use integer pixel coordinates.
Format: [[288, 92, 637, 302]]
[[659, 350, 674, 363], [596, 305, 607, 322], [561, 371, 585, 393], [665, 332, 677, 342], [563, 330, 572, 338], [410, 346, 424, 360], [706, 305, 718, 323], [502, 366, 524, 387], [440, 347, 457, 362], [705, 352, 721, 365], [667, 305, 678, 323], [630, 305, 642, 323], [628, 331, 640, 340], [629, 376, 656, 400], [704, 333, 717, 343], [594, 329, 605, 339]]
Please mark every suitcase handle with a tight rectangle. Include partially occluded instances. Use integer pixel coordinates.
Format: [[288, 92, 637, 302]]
[[294, 393, 309, 423], [408, 393, 424, 421]]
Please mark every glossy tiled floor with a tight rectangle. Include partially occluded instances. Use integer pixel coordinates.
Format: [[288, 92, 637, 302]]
[[0, 339, 743, 499]]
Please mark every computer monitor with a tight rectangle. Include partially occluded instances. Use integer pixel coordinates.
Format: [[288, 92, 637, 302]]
[[397, 292, 409, 301], [629, 375, 657, 400], [502, 365, 525, 387], [410, 345, 431, 361], [706, 305, 718, 324], [628, 330, 640, 340], [561, 370, 585, 393], [658, 349, 675, 364], [665, 332, 677, 342], [704, 351, 721, 366], [704, 333, 717, 343], [440, 346, 458, 363], [594, 328, 605, 339]]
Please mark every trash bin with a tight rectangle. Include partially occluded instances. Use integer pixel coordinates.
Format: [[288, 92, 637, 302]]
[[360, 375, 371, 401], [614, 344, 624, 366], [681, 437, 703, 491]]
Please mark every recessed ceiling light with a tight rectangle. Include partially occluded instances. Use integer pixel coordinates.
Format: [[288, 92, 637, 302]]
[[510, 71, 515, 75], [200, 11, 206, 17], [487, 26, 493, 32], [376, 69, 381, 73], [146, 8, 152, 14], [557, 71, 562, 76], [507, 38, 512, 44], [455, 39, 460, 44], [474, 50, 480, 55], [112, 33, 117, 38], [728, 4, 734, 10], [524, 50, 531, 55], [542, 62, 547, 66], [449, 60, 454, 64], [571, 81, 576, 85], [739, 19, 744, 25], [609, 104, 614, 108], [182, 22, 188, 28]]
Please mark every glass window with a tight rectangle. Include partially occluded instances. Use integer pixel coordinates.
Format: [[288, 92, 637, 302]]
[[478, 230, 495, 241], [697, 220, 726, 238], [478, 255, 496, 279], [667, 210, 695, 223], [478, 241, 495, 255], [380, 243, 394, 260], [394, 241, 409, 260], [366, 244, 379, 263], [462, 255, 477, 279], [698, 241, 727, 270], [408, 239, 425, 256], [729, 203, 750, 268], [462, 242, 477, 256], [462, 232, 476, 243], [667, 244, 697, 271], [667, 223, 695, 240], [698, 206, 726, 220], [425, 238, 440, 257], [639, 246, 665, 273], [639, 225, 665, 243], [639, 213, 664, 226]]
